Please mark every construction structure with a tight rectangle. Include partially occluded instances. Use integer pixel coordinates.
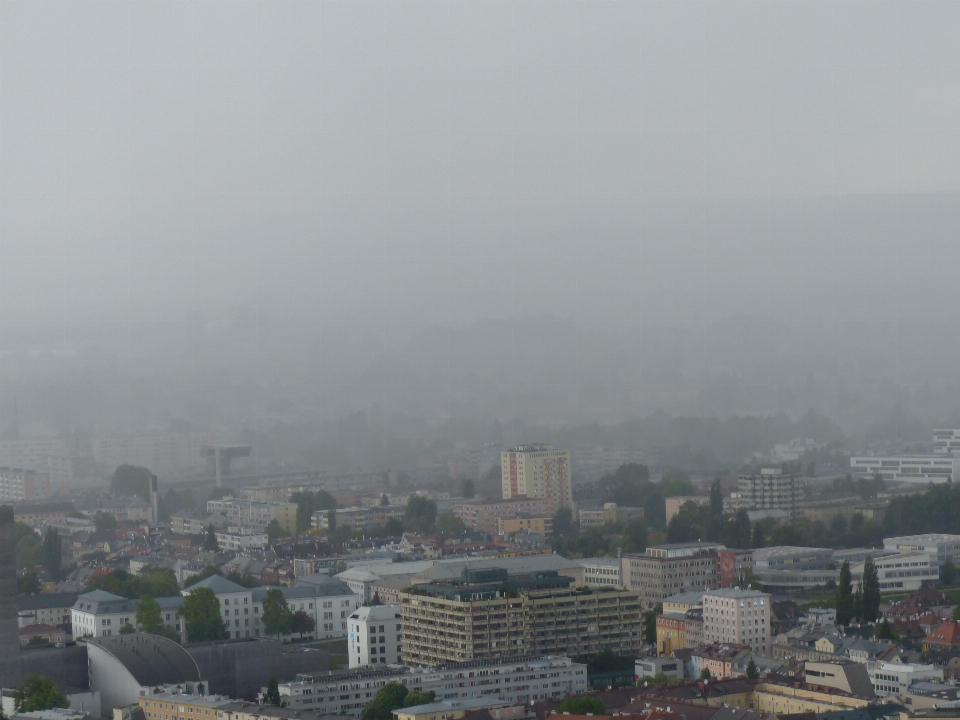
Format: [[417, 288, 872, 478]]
[[201, 445, 252, 486]]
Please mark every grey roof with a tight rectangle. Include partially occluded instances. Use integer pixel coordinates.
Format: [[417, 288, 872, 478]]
[[87, 632, 201, 685], [184, 575, 248, 595], [253, 580, 353, 603], [73, 590, 137, 614], [294, 575, 354, 593], [17, 593, 78, 611], [415, 554, 577, 582], [157, 596, 185, 610], [664, 591, 704, 605]]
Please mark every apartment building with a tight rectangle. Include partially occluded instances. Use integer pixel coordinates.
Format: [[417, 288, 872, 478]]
[[851, 551, 939, 591], [622, 542, 724, 609], [311, 506, 405, 532], [655, 613, 686, 655], [71, 590, 184, 638], [495, 516, 552, 537], [17, 593, 77, 629], [884, 534, 960, 566], [702, 588, 771, 655], [171, 513, 230, 535], [139, 690, 232, 720], [454, 499, 548, 534], [214, 531, 268, 551], [734, 469, 803, 519], [850, 456, 955, 483], [578, 503, 643, 528], [0, 467, 52, 502], [348, 604, 402, 668], [576, 557, 622, 587], [93, 433, 211, 475], [13, 501, 76, 525], [400, 567, 642, 666], [278, 655, 587, 715], [500, 445, 572, 513], [206, 499, 297, 535]]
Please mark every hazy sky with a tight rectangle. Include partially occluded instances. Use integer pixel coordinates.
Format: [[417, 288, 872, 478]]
[[2, 1, 960, 325]]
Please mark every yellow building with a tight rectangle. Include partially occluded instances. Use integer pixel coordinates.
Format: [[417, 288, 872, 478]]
[[393, 699, 515, 720], [656, 613, 687, 655], [495, 516, 552, 537], [139, 691, 231, 720], [673, 681, 871, 714], [501, 445, 572, 512]]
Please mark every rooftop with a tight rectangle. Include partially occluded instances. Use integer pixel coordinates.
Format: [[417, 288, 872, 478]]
[[348, 605, 402, 622], [87, 632, 201, 685], [703, 588, 770, 599], [663, 591, 704, 605]]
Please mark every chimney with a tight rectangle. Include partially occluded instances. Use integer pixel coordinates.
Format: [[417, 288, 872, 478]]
[[150, 475, 159, 525], [0, 505, 21, 687]]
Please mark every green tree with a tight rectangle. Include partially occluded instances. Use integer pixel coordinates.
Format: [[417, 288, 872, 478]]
[[621, 518, 648, 553], [184, 564, 222, 588], [290, 610, 316, 638], [14, 523, 43, 569], [361, 682, 409, 720], [119, 623, 136, 634], [17, 572, 40, 595], [380, 493, 390, 506], [266, 519, 287, 544], [557, 697, 605, 715], [642, 609, 658, 644], [461, 479, 475, 499], [264, 677, 282, 707], [13, 676, 69, 713], [434, 514, 466, 534], [836, 561, 854, 626], [94, 511, 118, 534], [136, 594, 165, 634], [262, 588, 292, 638], [853, 580, 863, 622], [41, 528, 62, 580], [208, 486, 234, 501], [700, 668, 712, 680], [943, 559, 958, 586], [179, 587, 228, 642], [552, 507, 575, 536], [203, 524, 220, 552], [111, 465, 153, 500], [404, 496, 437, 534], [724, 510, 752, 549], [861, 556, 881, 623], [746, 658, 759, 679], [292, 490, 337, 534], [384, 518, 404, 536], [875, 618, 900, 641], [402, 691, 436, 708]]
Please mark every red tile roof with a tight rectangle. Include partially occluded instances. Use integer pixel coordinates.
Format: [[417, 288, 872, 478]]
[[924, 621, 960, 647]]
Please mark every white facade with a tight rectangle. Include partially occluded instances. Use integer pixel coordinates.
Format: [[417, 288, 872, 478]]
[[851, 551, 938, 592], [884, 534, 960, 567], [851, 455, 955, 483], [71, 591, 184, 639], [933, 429, 960, 455], [279, 655, 587, 715], [348, 604, 402, 668], [214, 532, 268, 551], [702, 588, 771, 655], [870, 662, 942, 698], [577, 557, 622, 587], [500, 445, 572, 512]]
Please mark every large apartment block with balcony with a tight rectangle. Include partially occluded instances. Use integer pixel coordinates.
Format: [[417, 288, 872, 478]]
[[500, 445, 572, 513], [399, 567, 642, 666], [734, 468, 803, 518], [621, 542, 724, 609]]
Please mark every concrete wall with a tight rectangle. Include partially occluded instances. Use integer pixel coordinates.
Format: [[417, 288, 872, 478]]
[[0, 506, 20, 687], [0, 645, 88, 693], [188, 640, 329, 700]]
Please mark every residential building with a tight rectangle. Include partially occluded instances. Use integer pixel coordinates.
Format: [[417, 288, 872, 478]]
[[0, 468, 51, 502], [17, 593, 77, 629], [93, 433, 211, 475], [348, 604, 402, 668], [922, 621, 960, 651], [702, 588, 771, 655], [139, 690, 232, 720], [850, 456, 955, 484], [71, 590, 183, 638], [0, 438, 69, 472], [905, 682, 960, 709], [18, 623, 67, 646], [12, 502, 76, 525], [662, 591, 703, 615], [495, 516, 552, 537], [934, 429, 960, 456], [869, 662, 942, 697], [83, 496, 152, 523], [454, 499, 548, 534], [851, 551, 938, 592], [622, 542, 724, 609], [578, 503, 643, 528], [717, 550, 754, 589], [312, 506, 405, 532], [734, 469, 803, 519], [214, 532, 268, 551], [665, 497, 709, 525], [656, 614, 686, 655], [400, 567, 643, 665], [369, 576, 415, 606], [207, 500, 297, 535], [392, 698, 516, 720], [183, 574, 360, 640], [884, 534, 960, 566], [500, 445, 572, 512], [278, 655, 588, 714], [684, 608, 704, 648], [576, 557, 622, 588], [691, 643, 751, 680], [635, 657, 683, 681], [171, 513, 230, 535], [216, 701, 354, 720]]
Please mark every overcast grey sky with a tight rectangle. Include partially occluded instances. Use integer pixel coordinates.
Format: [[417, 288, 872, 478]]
[[2, 1, 959, 325]]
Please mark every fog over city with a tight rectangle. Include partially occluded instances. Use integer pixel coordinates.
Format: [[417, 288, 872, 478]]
[[3, 1, 960, 473]]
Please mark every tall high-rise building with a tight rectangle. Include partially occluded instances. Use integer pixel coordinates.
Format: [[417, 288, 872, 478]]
[[500, 444, 572, 512], [734, 468, 803, 518], [702, 588, 771, 655]]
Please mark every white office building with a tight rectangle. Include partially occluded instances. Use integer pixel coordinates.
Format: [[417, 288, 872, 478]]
[[184, 574, 359, 641], [348, 604, 402, 668], [278, 655, 587, 715], [850, 456, 955, 483], [883, 534, 960, 567], [933, 430, 960, 455], [870, 662, 942, 698], [71, 590, 183, 639], [702, 588, 771, 655], [214, 531, 268, 551], [576, 557, 622, 587], [851, 552, 938, 592]]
